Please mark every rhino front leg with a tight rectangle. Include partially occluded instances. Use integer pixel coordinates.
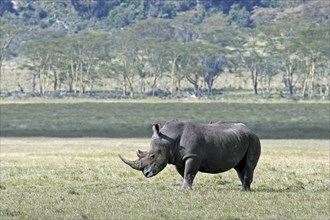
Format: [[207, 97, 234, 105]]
[[183, 158, 201, 190]]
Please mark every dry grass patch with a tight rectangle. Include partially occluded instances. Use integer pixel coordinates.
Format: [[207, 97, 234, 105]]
[[1, 138, 329, 219]]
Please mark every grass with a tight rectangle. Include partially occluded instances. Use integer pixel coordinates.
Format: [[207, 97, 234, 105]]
[[1, 138, 329, 220], [1, 101, 329, 139]]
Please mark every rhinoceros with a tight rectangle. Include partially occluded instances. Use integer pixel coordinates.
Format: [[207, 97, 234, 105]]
[[119, 120, 261, 190]]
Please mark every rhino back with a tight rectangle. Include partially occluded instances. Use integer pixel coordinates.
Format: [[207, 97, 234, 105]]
[[168, 121, 253, 173]]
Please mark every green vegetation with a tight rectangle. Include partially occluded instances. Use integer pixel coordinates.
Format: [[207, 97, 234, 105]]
[[1, 0, 329, 99], [1, 101, 329, 139], [1, 138, 329, 219]]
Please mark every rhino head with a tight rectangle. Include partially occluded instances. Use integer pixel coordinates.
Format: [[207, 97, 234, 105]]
[[119, 124, 169, 178]]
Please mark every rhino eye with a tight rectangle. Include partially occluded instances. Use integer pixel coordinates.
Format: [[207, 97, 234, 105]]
[[150, 154, 155, 159]]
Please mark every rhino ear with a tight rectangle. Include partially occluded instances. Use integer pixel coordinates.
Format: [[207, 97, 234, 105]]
[[152, 124, 160, 135]]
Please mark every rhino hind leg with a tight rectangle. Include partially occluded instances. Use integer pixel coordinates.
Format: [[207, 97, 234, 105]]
[[242, 167, 254, 191], [234, 165, 244, 185], [234, 159, 248, 190], [234, 160, 254, 191], [244, 135, 261, 190], [234, 144, 260, 190]]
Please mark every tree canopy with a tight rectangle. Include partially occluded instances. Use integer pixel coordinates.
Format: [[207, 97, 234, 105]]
[[1, 0, 329, 99]]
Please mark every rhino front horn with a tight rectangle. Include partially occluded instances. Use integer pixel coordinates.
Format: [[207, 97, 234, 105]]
[[119, 155, 143, 171]]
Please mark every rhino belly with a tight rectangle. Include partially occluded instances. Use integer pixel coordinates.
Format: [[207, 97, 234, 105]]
[[199, 162, 236, 173], [198, 149, 246, 174]]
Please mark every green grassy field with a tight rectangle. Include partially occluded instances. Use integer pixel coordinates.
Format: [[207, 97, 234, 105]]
[[1, 100, 329, 139], [0, 138, 329, 220]]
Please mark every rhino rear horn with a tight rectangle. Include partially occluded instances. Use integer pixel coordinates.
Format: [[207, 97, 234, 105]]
[[119, 155, 143, 171], [136, 149, 147, 158]]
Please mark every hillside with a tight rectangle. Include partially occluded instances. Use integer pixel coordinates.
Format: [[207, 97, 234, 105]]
[[0, 0, 329, 99]]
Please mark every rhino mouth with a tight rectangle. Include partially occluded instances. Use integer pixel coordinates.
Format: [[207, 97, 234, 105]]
[[143, 168, 157, 178]]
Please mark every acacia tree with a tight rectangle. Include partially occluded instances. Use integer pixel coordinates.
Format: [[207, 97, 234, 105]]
[[202, 54, 225, 96], [293, 27, 330, 98], [164, 41, 187, 95], [258, 19, 310, 97], [181, 42, 225, 97], [54, 31, 108, 94], [258, 55, 280, 97], [110, 29, 140, 97], [0, 17, 18, 81], [237, 39, 263, 95], [75, 31, 108, 93], [23, 37, 54, 94], [141, 40, 170, 96], [22, 30, 109, 94], [110, 19, 176, 97], [235, 27, 278, 95], [240, 52, 262, 95]]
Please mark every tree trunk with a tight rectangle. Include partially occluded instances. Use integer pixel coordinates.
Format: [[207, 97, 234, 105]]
[[186, 72, 200, 97], [74, 63, 79, 94], [151, 75, 158, 96], [53, 70, 58, 91], [32, 73, 37, 94], [251, 69, 258, 95], [170, 56, 178, 95], [301, 66, 309, 97], [261, 72, 270, 98], [253, 82, 258, 95], [0, 33, 16, 82], [79, 62, 83, 94], [39, 74, 43, 95], [289, 84, 293, 97], [308, 60, 316, 99], [204, 72, 215, 97], [302, 58, 316, 98], [285, 63, 295, 96], [70, 61, 75, 93], [67, 69, 74, 93], [287, 71, 293, 97], [125, 73, 135, 98]]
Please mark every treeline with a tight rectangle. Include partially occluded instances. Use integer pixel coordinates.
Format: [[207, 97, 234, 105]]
[[0, 0, 312, 29], [0, 0, 329, 99]]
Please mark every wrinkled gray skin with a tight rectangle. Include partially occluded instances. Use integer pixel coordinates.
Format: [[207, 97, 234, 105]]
[[119, 120, 261, 190]]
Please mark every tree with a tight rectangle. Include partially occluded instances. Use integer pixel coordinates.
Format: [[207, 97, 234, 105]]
[[197, 13, 233, 46], [239, 52, 262, 95], [203, 55, 225, 96], [0, 0, 18, 16], [22, 30, 109, 94], [164, 41, 186, 95], [60, 31, 108, 94], [293, 27, 330, 98], [0, 17, 18, 81], [71, 0, 113, 19], [110, 29, 140, 97], [228, 3, 251, 27], [141, 40, 169, 96], [109, 19, 175, 97], [258, 19, 303, 96], [259, 19, 329, 98], [234, 28, 267, 95], [181, 42, 225, 97], [23, 39, 51, 94], [171, 11, 199, 43]]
